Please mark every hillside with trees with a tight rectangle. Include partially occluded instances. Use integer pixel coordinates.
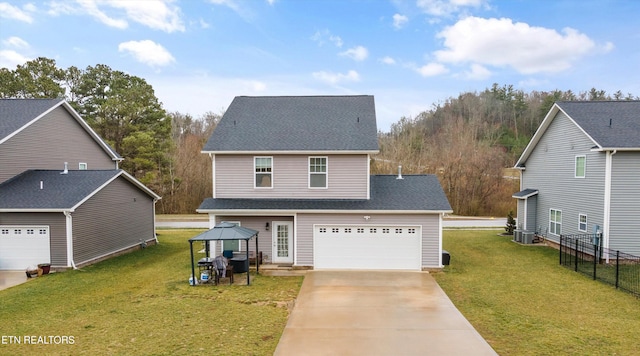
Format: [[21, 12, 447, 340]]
[[2, 58, 637, 215]]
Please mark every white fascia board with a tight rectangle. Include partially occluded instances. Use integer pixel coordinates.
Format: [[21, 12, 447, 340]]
[[196, 209, 453, 215], [591, 147, 640, 152], [200, 150, 380, 155], [0, 208, 71, 213], [61, 101, 123, 162], [70, 170, 160, 211], [514, 104, 601, 167], [0, 99, 65, 145]]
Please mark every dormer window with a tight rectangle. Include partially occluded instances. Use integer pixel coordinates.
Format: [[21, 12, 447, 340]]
[[309, 156, 327, 188], [254, 157, 272, 188]]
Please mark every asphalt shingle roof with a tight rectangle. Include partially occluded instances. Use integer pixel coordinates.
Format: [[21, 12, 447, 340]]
[[0, 170, 121, 210], [558, 101, 640, 148], [0, 98, 64, 142], [202, 96, 379, 152], [198, 175, 452, 212]]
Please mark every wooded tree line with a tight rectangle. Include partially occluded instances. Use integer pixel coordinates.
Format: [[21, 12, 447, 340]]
[[2, 58, 637, 215]]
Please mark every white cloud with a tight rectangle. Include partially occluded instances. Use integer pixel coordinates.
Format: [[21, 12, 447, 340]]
[[311, 29, 343, 47], [415, 62, 448, 77], [108, 0, 184, 33], [393, 14, 408, 29], [339, 46, 369, 61], [2, 36, 30, 49], [0, 49, 31, 69], [118, 40, 175, 67], [208, 0, 254, 22], [48, 0, 184, 32], [417, 0, 485, 17], [266, 0, 276, 5], [434, 17, 597, 74], [464, 63, 491, 80], [199, 18, 210, 29], [312, 70, 360, 84], [380, 56, 396, 65], [0, 2, 35, 23]]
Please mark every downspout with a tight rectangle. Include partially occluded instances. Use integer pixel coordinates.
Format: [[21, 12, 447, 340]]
[[153, 199, 159, 244], [603, 149, 616, 262], [64, 211, 77, 269], [438, 212, 443, 268], [210, 153, 216, 199]]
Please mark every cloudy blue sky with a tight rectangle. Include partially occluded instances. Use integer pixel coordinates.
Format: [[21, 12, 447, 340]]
[[1, 0, 638, 131]]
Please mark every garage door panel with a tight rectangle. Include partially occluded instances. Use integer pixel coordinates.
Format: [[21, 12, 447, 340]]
[[0, 226, 51, 270], [314, 225, 421, 270]]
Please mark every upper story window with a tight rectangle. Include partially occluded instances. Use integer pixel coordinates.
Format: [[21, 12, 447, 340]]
[[79, 162, 88, 170], [309, 156, 327, 188], [578, 214, 587, 232], [575, 156, 586, 178], [254, 157, 272, 188], [550, 209, 562, 236]]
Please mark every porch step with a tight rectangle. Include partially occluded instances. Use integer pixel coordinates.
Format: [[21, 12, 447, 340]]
[[256, 264, 309, 277]]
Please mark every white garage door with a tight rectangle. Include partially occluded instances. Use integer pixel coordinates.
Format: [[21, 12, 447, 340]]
[[314, 225, 421, 270], [0, 226, 51, 270]]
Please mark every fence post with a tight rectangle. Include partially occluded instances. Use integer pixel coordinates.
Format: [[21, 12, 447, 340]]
[[593, 242, 597, 280], [615, 250, 620, 290], [574, 238, 579, 272], [559, 235, 563, 265]]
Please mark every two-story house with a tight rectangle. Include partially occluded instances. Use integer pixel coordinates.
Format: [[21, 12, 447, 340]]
[[0, 98, 160, 270], [513, 101, 640, 256], [197, 95, 452, 270]]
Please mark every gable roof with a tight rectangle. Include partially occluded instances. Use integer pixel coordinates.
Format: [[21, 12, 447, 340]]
[[515, 101, 640, 167], [202, 95, 380, 153], [0, 98, 122, 161], [0, 169, 160, 212], [197, 174, 452, 213]]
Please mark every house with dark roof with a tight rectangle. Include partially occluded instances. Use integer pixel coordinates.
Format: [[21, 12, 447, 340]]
[[0, 99, 160, 270], [513, 101, 640, 255], [197, 96, 452, 270]]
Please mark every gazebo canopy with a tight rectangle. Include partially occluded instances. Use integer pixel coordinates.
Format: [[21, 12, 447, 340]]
[[188, 222, 259, 286], [189, 222, 258, 241]]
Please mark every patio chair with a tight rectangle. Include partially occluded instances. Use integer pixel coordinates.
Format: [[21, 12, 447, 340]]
[[213, 255, 233, 285]]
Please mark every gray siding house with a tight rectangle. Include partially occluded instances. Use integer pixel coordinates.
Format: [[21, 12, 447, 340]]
[[197, 96, 452, 270], [513, 101, 640, 256], [0, 99, 160, 270]]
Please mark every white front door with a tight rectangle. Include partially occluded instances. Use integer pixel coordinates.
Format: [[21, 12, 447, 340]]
[[272, 221, 293, 264]]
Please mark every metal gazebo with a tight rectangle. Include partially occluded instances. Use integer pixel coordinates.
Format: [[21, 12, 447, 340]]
[[188, 222, 259, 286]]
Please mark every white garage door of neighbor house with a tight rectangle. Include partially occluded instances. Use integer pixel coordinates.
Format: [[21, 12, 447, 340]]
[[0, 226, 51, 270], [313, 225, 421, 270]]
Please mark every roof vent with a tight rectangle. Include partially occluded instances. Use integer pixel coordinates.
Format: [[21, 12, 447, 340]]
[[396, 165, 404, 180], [40, 181, 43, 190], [60, 162, 68, 175], [609, 118, 612, 127]]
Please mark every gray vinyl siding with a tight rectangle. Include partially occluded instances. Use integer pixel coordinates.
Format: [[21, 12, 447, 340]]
[[0, 106, 116, 184], [522, 111, 606, 243], [214, 154, 369, 199], [526, 196, 537, 232], [609, 152, 640, 255], [0, 212, 67, 267], [214, 215, 292, 263], [516, 199, 525, 229], [71, 177, 155, 265], [296, 213, 441, 268]]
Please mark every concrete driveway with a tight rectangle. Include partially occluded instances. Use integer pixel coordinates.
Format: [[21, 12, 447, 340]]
[[274, 271, 497, 356], [0, 271, 29, 291]]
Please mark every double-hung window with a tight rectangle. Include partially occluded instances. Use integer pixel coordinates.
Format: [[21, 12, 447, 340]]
[[255, 157, 272, 188], [575, 156, 586, 178], [309, 156, 327, 188], [549, 209, 562, 235], [578, 214, 587, 232]]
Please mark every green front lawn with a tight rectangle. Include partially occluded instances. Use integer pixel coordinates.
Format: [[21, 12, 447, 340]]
[[0, 230, 302, 355], [433, 230, 640, 356]]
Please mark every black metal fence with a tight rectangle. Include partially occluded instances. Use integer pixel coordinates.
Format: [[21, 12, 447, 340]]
[[559, 234, 640, 297]]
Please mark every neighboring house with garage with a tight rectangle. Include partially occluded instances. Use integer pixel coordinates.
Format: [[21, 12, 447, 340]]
[[0, 98, 160, 270], [197, 95, 452, 270], [513, 101, 640, 255]]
